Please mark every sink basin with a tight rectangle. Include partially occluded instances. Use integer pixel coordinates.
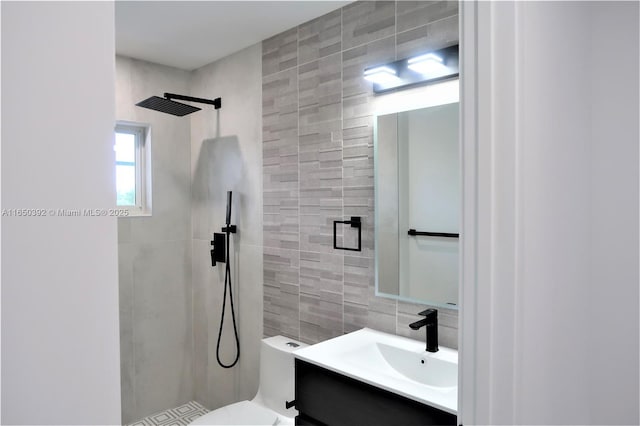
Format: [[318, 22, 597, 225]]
[[294, 328, 458, 414], [377, 343, 457, 387]]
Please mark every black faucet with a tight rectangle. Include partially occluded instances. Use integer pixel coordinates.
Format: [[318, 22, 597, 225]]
[[409, 309, 439, 352]]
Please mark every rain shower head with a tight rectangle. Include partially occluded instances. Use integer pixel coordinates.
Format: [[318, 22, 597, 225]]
[[135, 92, 221, 116], [136, 96, 201, 116]]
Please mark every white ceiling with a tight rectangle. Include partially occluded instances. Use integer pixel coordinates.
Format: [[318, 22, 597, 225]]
[[115, 1, 350, 71]]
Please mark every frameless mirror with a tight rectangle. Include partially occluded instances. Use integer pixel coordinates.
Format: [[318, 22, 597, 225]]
[[374, 101, 460, 307]]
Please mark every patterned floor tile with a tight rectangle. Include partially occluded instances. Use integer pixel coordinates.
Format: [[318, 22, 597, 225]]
[[129, 401, 209, 426]]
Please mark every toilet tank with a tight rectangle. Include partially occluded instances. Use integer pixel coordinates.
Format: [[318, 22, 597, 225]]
[[252, 335, 307, 418]]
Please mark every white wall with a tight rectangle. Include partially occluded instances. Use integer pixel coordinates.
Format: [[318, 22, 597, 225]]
[[587, 3, 639, 422], [1, 2, 121, 424], [460, 1, 639, 424]]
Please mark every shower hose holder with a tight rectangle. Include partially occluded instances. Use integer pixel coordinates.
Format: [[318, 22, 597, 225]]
[[222, 225, 237, 234]]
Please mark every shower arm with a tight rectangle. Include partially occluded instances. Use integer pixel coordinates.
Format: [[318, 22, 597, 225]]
[[164, 93, 221, 109]]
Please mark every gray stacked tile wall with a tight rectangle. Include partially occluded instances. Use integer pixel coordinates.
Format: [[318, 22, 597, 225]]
[[262, 1, 460, 346]]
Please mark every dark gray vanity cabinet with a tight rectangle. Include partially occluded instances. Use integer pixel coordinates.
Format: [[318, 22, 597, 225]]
[[294, 359, 456, 426]]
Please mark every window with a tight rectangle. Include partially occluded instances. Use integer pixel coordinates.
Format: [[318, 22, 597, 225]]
[[115, 122, 151, 215]]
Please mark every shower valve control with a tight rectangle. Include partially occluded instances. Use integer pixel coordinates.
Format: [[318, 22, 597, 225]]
[[210, 232, 226, 267]]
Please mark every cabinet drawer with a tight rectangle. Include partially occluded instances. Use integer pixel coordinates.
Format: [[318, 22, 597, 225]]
[[295, 359, 456, 426]]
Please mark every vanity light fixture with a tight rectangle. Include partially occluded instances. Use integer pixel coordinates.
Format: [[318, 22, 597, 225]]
[[364, 44, 459, 94], [407, 53, 449, 78], [363, 66, 399, 85]]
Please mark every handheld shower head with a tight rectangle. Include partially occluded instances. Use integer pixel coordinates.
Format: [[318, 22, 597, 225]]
[[226, 191, 232, 226], [135, 92, 221, 116]]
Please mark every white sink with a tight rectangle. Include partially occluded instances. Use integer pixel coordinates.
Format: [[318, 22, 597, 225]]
[[376, 342, 457, 387], [294, 328, 458, 414]]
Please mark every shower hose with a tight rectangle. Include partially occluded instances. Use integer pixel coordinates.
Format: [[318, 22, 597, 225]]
[[216, 228, 240, 368]]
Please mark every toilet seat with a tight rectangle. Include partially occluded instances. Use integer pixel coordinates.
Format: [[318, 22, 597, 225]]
[[189, 400, 283, 426]]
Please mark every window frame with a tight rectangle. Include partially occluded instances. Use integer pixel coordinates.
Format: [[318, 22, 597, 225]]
[[115, 122, 151, 216]]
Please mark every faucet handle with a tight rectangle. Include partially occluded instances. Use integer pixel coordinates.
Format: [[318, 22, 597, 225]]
[[418, 308, 437, 318]]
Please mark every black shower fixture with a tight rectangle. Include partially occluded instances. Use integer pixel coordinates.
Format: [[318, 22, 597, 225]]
[[135, 92, 222, 116], [210, 191, 240, 369]]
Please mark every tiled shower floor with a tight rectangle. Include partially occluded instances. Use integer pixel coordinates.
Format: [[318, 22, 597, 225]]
[[129, 401, 210, 426]]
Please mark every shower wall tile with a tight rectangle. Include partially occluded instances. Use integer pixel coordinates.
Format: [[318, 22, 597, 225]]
[[368, 280, 397, 319], [343, 255, 372, 306], [298, 53, 342, 108], [344, 302, 368, 333], [396, 14, 459, 60], [343, 255, 397, 335], [116, 57, 193, 424], [189, 44, 264, 411], [262, 1, 460, 346], [190, 43, 263, 246], [396, 1, 459, 33], [262, 28, 298, 77], [342, 124, 376, 261], [263, 68, 300, 250], [118, 218, 131, 244], [236, 243, 264, 401], [343, 184, 375, 256], [342, 1, 396, 50], [118, 243, 135, 425], [300, 251, 344, 300], [191, 242, 263, 410], [130, 170, 191, 243], [117, 56, 192, 245], [191, 240, 212, 409], [262, 70, 299, 138], [263, 247, 300, 339], [131, 241, 193, 419], [298, 53, 343, 254], [298, 9, 342, 65], [342, 36, 395, 100], [193, 240, 237, 410], [190, 147, 210, 242], [300, 293, 343, 343], [366, 303, 397, 334], [437, 325, 458, 350]]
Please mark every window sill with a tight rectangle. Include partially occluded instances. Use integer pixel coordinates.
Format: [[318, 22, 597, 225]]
[[118, 208, 152, 218]]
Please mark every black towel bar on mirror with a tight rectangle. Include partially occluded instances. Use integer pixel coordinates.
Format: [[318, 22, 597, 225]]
[[407, 229, 459, 238]]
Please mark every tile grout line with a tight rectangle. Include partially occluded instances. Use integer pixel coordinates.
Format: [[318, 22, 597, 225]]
[[341, 4, 345, 337], [395, 12, 459, 39], [131, 243, 137, 418], [296, 22, 302, 342], [188, 70, 196, 409]]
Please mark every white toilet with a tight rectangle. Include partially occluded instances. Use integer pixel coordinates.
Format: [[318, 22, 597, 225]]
[[190, 335, 307, 426]]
